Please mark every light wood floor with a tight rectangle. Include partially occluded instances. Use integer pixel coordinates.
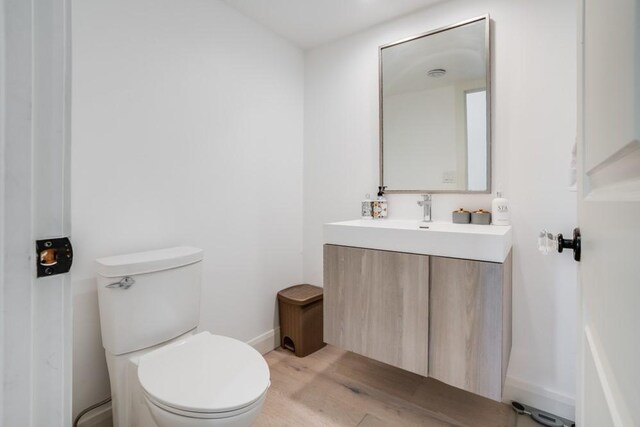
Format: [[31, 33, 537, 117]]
[[255, 345, 537, 427]]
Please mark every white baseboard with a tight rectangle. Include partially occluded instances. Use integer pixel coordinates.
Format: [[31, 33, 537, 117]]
[[247, 327, 281, 355], [77, 401, 112, 427], [503, 376, 575, 421]]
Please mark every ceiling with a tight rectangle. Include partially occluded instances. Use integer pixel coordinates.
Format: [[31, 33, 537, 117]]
[[221, 0, 446, 49]]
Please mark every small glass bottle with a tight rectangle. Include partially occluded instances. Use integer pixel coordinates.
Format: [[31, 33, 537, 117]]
[[361, 194, 373, 219]]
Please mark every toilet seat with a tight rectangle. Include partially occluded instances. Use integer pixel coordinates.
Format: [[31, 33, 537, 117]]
[[138, 331, 270, 418], [144, 389, 268, 419]]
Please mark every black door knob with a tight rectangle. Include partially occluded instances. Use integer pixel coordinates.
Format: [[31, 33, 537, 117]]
[[557, 228, 581, 262]]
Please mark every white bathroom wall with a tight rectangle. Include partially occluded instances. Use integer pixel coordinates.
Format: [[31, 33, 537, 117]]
[[303, 0, 577, 418], [72, 0, 303, 419]]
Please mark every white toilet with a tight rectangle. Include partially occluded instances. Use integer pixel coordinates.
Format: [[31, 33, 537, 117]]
[[95, 247, 270, 427]]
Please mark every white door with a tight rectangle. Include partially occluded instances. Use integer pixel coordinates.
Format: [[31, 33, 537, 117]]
[[1, 0, 72, 425], [577, 0, 640, 425]]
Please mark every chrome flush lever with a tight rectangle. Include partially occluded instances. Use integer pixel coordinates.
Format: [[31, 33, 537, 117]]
[[106, 276, 135, 289]]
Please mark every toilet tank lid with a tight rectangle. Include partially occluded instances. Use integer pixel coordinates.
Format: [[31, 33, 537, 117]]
[[95, 246, 203, 277]]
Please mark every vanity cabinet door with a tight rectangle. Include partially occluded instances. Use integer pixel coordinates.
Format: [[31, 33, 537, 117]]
[[429, 253, 512, 401], [323, 244, 430, 376]]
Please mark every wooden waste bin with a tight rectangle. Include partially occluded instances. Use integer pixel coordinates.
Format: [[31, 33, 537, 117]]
[[277, 284, 325, 357]]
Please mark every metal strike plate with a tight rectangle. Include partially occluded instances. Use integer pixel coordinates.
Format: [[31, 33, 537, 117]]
[[35, 237, 73, 277]]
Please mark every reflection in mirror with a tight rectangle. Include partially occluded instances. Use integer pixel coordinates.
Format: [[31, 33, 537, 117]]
[[380, 17, 490, 193]]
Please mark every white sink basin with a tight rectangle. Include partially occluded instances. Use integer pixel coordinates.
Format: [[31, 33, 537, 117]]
[[323, 219, 512, 263]]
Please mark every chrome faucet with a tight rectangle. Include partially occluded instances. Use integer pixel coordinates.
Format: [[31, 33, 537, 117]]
[[417, 194, 432, 223]]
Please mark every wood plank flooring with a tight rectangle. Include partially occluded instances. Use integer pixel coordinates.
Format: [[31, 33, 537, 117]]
[[255, 345, 532, 427]]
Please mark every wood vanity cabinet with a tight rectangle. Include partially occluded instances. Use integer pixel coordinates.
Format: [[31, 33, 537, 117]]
[[323, 244, 430, 376], [323, 244, 512, 401], [429, 253, 512, 400]]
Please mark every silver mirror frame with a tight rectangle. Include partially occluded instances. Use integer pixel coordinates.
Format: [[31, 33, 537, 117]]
[[379, 15, 491, 194]]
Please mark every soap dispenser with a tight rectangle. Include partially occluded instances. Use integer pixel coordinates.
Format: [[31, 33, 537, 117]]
[[492, 191, 510, 226], [373, 186, 388, 219]]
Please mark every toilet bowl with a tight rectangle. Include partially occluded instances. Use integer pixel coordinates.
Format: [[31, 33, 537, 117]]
[[138, 332, 270, 427], [96, 247, 270, 427]]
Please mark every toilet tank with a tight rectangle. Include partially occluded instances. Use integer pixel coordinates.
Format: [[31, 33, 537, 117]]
[[95, 247, 203, 355]]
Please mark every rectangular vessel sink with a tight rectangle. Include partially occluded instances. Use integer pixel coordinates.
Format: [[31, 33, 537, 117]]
[[324, 219, 512, 263]]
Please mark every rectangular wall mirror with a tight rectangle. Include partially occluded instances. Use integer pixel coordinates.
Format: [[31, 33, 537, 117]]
[[380, 16, 491, 193]]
